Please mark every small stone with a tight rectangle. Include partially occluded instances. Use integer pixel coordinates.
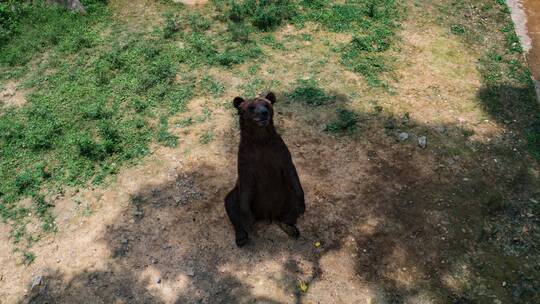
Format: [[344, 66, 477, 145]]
[[502, 281, 507, 287], [157, 277, 161, 284], [418, 136, 427, 148], [161, 244, 172, 250], [398, 132, 409, 141], [185, 267, 195, 276], [151, 258, 158, 264]]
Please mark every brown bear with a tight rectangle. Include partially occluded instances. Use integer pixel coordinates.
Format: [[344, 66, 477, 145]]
[[225, 92, 305, 247]]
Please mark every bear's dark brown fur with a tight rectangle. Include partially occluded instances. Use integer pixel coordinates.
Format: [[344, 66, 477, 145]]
[[225, 92, 305, 247]]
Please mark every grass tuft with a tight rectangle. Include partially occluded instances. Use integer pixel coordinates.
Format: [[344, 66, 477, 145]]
[[325, 108, 358, 134], [157, 116, 178, 148], [226, 0, 298, 31], [288, 79, 335, 106]]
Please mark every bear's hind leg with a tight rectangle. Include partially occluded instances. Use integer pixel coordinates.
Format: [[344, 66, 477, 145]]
[[278, 222, 300, 239], [278, 211, 300, 239], [225, 187, 250, 247]]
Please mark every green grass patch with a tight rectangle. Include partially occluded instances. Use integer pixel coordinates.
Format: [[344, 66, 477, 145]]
[[221, 0, 298, 31], [34, 195, 57, 232], [450, 24, 466, 35], [0, 1, 201, 262], [297, 0, 401, 86], [0, 2, 108, 66], [287, 78, 335, 106], [199, 75, 225, 97], [325, 108, 358, 134], [157, 116, 178, 147], [0, 1, 25, 44]]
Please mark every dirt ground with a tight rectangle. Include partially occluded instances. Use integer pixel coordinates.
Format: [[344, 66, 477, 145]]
[[1, 1, 539, 304], [0, 81, 27, 108]]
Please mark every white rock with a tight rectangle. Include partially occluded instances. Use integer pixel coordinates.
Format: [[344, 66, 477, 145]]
[[398, 132, 409, 141], [418, 136, 427, 148]]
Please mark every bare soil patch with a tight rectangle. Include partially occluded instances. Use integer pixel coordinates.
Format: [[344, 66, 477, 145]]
[[0, 81, 27, 108]]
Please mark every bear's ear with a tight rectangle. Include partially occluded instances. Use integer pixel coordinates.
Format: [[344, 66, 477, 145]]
[[263, 91, 276, 104], [233, 97, 245, 109]]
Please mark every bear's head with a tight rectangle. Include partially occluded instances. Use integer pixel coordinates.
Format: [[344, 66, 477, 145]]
[[233, 92, 276, 128]]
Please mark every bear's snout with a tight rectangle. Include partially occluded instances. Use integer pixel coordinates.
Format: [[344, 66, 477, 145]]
[[253, 106, 270, 126]]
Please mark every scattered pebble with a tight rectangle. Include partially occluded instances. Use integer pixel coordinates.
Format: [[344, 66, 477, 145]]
[[398, 132, 409, 141], [157, 277, 162, 284], [418, 136, 427, 149]]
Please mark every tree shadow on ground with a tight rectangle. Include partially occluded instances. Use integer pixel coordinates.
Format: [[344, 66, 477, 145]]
[[477, 83, 540, 160], [20, 87, 540, 304]]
